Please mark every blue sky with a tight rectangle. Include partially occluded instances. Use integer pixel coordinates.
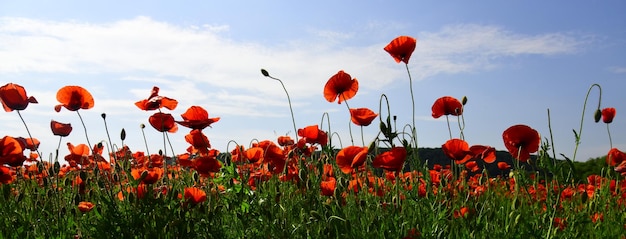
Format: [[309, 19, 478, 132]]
[[0, 1, 624, 162]]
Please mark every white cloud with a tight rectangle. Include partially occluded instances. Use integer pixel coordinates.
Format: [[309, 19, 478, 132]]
[[0, 16, 593, 161]]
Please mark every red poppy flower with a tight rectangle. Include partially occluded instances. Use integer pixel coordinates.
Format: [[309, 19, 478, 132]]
[[64, 143, 91, 166], [0, 166, 15, 184], [297, 125, 328, 146], [148, 112, 178, 133], [502, 124, 540, 162], [601, 107, 616, 124], [0, 83, 38, 112], [194, 150, 222, 176], [135, 86, 178, 111], [320, 177, 336, 196], [497, 162, 511, 170], [349, 108, 378, 126], [50, 120, 73, 137], [469, 145, 496, 164], [465, 161, 480, 172], [183, 187, 207, 205], [0, 136, 27, 167], [184, 129, 211, 154], [453, 207, 470, 219], [607, 148, 626, 166], [336, 146, 369, 174], [77, 201, 95, 213], [384, 36, 417, 64], [176, 106, 220, 130], [131, 166, 164, 184], [372, 147, 407, 172], [54, 86, 94, 112], [16, 137, 39, 151], [323, 70, 359, 104], [442, 139, 472, 164], [431, 96, 463, 119], [277, 136, 294, 146]]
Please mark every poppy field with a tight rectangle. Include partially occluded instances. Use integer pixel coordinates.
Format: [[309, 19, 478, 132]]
[[1, 36, 626, 238]]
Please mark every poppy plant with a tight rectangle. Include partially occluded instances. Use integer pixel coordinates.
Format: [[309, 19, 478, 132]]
[[469, 145, 496, 164], [335, 146, 369, 174], [606, 148, 626, 167], [0, 136, 27, 167], [323, 70, 359, 104], [135, 86, 178, 111], [372, 147, 407, 172], [297, 125, 328, 146], [502, 124, 540, 162], [384, 36, 417, 64], [349, 108, 379, 126], [50, 120, 73, 137], [54, 86, 95, 112], [148, 112, 178, 133], [183, 187, 207, 205], [441, 139, 472, 164], [601, 107, 616, 124], [431, 96, 463, 119], [0, 83, 38, 112], [77, 201, 95, 213], [176, 106, 220, 130]]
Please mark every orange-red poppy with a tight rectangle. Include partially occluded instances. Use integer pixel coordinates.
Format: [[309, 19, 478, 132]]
[[432, 96, 463, 119], [0, 166, 15, 184], [323, 70, 359, 104], [16, 137, 39, 151], [194, 149, 222, 176], [607, 148, 626, 166], [502, 124, 540, 162], [0, 136, 27, 167], [135, 86, 178, 111], [176, 106, 220, 130], [469, 145, 496, 164], [601, 107, 616, 124], [50, 120, 73, 137], [372, 147, 407, 172], [131, 166, 164, 184], [442, 139, 472, 164], [497, 162, 511, 171], [453, 207, 470, 219], [183, 187, 207, 205], [336, 146, 369, 174], [384, 36, 417, 64], [320, 177, 336, 196], [277, 136, 294, 146], [148, 112, 178, 133], [77, 201, 95, 213], [184, 129, 211, 154], [64, 143, 91, 166], [349, 108, 378, 126], [0, 83, 38, 112], [297, 125, 328, 146], [54, 86, 94, 112]]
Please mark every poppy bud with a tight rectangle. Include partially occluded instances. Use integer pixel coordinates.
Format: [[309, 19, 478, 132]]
[[462, 96, 468, 105], [140, 124, 145, 129], [120, 128, 126, 141], [101, 113, 106, 119], [594, 109, 602, 123], [261, 69, 270, 77]]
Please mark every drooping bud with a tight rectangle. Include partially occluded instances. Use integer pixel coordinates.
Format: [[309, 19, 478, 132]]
[[101, 113, 107, 119], [594, 109, 602, 123], [462, 96, 468, 106], [261, 69, 270, 77]]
